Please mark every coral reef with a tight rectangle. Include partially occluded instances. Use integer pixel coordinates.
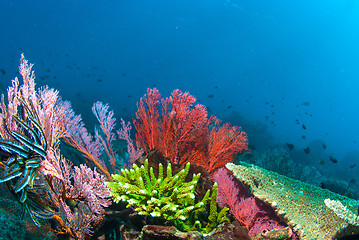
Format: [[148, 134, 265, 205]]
[[5, 54, 358, 240], [226, 162, 359, 239]]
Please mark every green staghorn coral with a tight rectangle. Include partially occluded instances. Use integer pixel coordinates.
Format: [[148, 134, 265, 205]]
[[106, 159, 229, 233]]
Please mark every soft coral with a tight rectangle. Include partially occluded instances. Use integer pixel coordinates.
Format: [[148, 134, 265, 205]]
[[213, 167, 285, 236], [133, 88, 248, 176]]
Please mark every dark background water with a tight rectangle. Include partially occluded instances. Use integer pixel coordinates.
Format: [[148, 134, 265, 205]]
[[0, 0, 358, 182]]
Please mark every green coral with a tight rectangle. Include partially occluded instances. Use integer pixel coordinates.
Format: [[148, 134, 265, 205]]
[[106, 159, 229, 233]]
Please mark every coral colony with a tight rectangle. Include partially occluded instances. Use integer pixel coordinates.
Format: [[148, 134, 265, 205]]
[[0, 55, 358, 240]]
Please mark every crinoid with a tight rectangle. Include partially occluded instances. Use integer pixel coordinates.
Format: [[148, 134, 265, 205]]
[[0, 97, 54, 225]]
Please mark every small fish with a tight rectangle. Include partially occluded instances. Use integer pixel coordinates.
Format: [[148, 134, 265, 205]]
[[97, 79, 102, 82], [214, 86, 219, 89], [301, 135, 306, 140], [207, 94, 214, 98], [349, 164, 356, 169], [304, 147, 310, 154], [322, 144, 327, 150], [0, 69, 6, 75], [227, 105, 232, 109], [301, 101, 310, 106], [329, 156, 338, 163], [65, 198, 80, 211], [319, 158, 325, 165], [296, 119, 300, 125], [349, 178, 356, 184], [248, 144, 256, 150], [302, 124, 306, 130], [286, 143, 294, 150]]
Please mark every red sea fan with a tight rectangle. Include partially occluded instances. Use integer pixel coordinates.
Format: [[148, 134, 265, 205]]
[[160, 89, 209, 164], [201, 120, 248, 175], [133, 88, 248, 175], [134, 88, 162, 152]]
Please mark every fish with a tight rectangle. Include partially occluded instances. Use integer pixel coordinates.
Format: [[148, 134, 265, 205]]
[[301, 101, 310, 106], [304, 147, 310, 154], [322, 144, 327, 150], [319, 158, 325, 165], [349, 164, 356, 169], [329, 156, 338, 163], [286, 143, 294, 150], [302, 124, 306, 130], [349, 178, 356, 184], [207, 94, 214, 98], [248, 144, 256, 150], [301, 135, 306, 139]]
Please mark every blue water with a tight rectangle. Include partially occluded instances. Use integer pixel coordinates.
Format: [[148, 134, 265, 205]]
[[0, 0, 358, 180]]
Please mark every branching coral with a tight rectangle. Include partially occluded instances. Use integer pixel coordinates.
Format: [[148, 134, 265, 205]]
[[106, 159, 229, 233]]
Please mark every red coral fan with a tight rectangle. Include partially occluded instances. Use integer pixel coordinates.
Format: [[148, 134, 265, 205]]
[[202, 119, 248, 175], [133, 88, 248, 176], [134, 88, 162, 152], [213, 167, 285, 236]]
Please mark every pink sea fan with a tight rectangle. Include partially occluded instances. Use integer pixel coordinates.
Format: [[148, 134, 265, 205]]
[[0, 55, 111, 239], [213, 167, 284, 236], [92, 101, 117, 168], [117, 118, 144, 164], [45, 152, 111, 239]]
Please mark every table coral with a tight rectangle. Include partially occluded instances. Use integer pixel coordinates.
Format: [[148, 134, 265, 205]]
[[226, 162, 359, 239]]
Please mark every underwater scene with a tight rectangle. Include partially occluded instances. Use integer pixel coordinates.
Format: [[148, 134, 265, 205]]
[[0, 0, 359, 239]]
